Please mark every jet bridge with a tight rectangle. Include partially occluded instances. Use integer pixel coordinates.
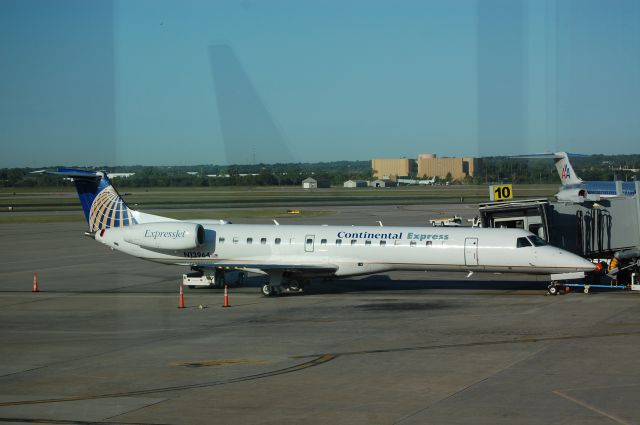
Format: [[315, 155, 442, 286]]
[[477, 181, 640, 286]]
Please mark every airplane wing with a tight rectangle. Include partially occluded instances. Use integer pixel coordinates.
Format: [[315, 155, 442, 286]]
[[194, 261, 338, 275]]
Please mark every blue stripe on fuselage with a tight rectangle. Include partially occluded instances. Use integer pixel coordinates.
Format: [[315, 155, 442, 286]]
[[582, 181, 636, 196]]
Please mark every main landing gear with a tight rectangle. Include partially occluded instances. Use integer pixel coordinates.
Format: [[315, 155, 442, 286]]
[[547, 283, 560, 295], [261, 277, 308, 297], [261, 283, 274, 296]]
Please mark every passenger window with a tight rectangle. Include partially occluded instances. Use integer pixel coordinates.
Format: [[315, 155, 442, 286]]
[[275, 238, 281, 245], [261, 238, 267, 244], [336, 239, 342, 245], [233, 237, 239, 244], [426, 241, 432, 246], [247, 237, 253, 244], [365, 240, 371, 246], [321, 239, 327, 245], [219, 237, 225, 244], [290, 238, 295, 245], [517, 237, 532, 248], [380, 240, 386, 246], [306, 238, 313, 245], [351, 240, 357, 246], [410, 241, 417, 247]]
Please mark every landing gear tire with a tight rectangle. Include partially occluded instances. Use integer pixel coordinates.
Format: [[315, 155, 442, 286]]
[[583, 286, 590, 294], [547, 285, 558, 296], [288, 280, 301, 292], [261, 284, 273, 297]]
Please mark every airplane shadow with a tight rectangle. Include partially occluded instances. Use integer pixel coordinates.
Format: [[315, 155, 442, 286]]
[[237, 274, 551, 296]]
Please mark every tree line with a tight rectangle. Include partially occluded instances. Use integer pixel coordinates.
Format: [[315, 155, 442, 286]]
[[2, 155, 639, 188], [0, 161, 373, 188]]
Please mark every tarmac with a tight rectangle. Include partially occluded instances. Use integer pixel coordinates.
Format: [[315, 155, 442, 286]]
[[1, 204, 639, 425]]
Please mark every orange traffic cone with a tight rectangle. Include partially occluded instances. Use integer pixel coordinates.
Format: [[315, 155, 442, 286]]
[[32, 272, 39, 292], [178, 281, 185, 309], [223, 284, 230, 308]]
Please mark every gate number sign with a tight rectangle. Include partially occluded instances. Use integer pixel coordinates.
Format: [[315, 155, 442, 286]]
[[489, 184, 513, 201]]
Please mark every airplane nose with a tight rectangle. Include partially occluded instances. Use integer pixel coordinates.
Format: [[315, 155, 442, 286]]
[[550, 249, 597, 272], [569, 252, 597, 272]]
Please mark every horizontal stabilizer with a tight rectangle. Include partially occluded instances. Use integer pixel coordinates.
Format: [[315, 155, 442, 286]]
[[508, 152, 584, 160], [31, 168, 102, 179]]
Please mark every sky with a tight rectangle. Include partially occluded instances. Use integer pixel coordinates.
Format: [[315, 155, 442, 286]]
[[1, 0, 639, 167]]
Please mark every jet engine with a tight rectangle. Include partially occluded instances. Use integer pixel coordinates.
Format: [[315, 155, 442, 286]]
[[122, 222, 205, 250], [556, 188, 599, 202]]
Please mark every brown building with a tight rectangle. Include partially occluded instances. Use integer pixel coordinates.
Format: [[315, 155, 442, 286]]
[[371, 158, 417, 180], [416, 154, 481, 181]]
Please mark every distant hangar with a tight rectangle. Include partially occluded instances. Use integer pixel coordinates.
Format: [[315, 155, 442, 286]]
[[302, 177, 330, 189], [343, 180, 368, 188]]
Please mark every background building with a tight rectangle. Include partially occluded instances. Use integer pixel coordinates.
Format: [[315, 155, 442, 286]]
[[371, 158, 417, 180], [344, 180, 368, 188], [370, 179, 398, 188], [416, 154, 481, 180], [302, 177, 330, 189], [302, 177, 317, 189], [371, 154, 481, 182]]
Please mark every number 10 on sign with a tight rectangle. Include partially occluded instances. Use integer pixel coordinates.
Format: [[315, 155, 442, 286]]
[[489, 184, 513, 201]]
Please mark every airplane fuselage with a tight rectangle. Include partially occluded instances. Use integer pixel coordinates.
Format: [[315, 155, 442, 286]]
[[97, 223, 595, 277], [559, 181, 637, 199]]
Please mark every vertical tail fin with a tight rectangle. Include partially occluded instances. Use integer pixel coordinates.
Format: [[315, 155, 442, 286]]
[[509, 152, 583, 185], [39, 168, 136, 232], [552, 152, 582, 185]]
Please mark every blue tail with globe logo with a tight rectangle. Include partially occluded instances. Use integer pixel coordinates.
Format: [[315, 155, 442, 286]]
[[40, 168, 137, 232]]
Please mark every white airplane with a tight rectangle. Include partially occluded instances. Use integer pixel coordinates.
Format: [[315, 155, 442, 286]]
[[396, 177, 435, 185], [44, 168, 595, 295], [513, 152, 637, 202], [418, 177, 436, 185]]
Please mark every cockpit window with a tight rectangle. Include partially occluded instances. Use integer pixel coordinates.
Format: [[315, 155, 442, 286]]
[[516, 237, 532, 248], [527, 235, 548, 247]]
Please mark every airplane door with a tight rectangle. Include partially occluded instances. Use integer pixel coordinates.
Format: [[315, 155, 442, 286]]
[[305, 234, 315, 253], [464, 237, 479, 266]]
